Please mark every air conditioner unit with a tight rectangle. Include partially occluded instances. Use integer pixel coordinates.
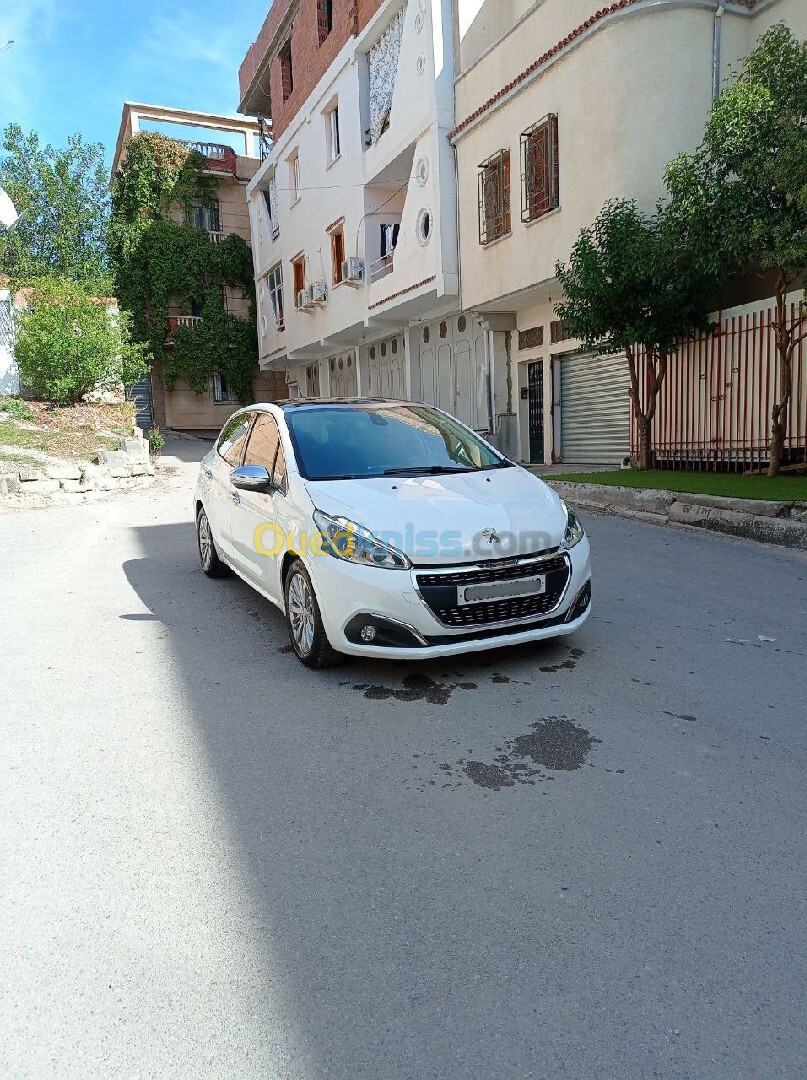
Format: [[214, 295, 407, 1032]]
[[297, 287, 313, 310], [341, 258, 364, 286], [310, 281, 328, 304]]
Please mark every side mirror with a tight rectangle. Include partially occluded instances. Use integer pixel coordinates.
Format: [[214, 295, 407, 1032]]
[[231, 465, 272, 492]]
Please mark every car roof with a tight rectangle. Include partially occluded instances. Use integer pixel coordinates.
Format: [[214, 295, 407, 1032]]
[[278, 397, 411, 409]]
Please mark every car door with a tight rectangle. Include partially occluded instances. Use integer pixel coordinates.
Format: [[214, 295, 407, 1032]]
[[227, 411, 287, 601], [204, 411, 254, 558]]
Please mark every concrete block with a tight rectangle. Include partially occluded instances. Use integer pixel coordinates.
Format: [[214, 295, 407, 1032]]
[[97, 449, 130, 467], [17, 467, 48, 482], [47, 464, 82, 481], [95, 475, 116, 491], [108, 465, 132, 478], [120, 437, 145, 456], [60, 479, 95, 493], [129, 462, 147, 476], [19, 479, 60, 495], [669, 500, 807, 550]]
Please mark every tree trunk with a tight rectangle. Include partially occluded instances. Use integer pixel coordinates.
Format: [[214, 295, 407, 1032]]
[[767, 273, 801, 478], [626, 344, 667, 470]]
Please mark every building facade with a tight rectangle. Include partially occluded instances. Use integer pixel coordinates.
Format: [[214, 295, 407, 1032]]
[[451, 0, 806, 465], [112, 103, 287, 433], [238, 0, 516, 443]]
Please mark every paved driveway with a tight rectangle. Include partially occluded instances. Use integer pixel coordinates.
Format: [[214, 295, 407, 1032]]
[[2, 440, 806, 1078]]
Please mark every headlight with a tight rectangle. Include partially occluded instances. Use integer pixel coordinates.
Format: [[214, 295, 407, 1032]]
[[313, 510, 412, 570], [560, 500, 585, 550]]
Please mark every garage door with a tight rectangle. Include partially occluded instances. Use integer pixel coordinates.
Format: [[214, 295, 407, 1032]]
[[329, 352, 358, 397], [418, 314, 487, 430], [365, 336, 405, 398], [560, 353, 630, 464]]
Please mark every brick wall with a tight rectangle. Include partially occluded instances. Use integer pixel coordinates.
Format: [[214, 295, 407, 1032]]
[[240, 0, 384, 139]]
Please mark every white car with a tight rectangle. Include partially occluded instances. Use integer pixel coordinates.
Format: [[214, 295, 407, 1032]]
[[194, 399, 591, 667]]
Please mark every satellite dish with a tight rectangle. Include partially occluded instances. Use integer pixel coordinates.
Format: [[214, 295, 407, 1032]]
[[0, 188, 19, 230]]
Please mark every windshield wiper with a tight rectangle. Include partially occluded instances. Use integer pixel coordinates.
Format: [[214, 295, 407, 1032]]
[[382, 465, 476, 476]]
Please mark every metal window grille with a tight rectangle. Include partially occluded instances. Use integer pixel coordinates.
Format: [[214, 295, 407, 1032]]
[[317, 0, 333, 44], [0, 298, 13, 348], [521, 114, 559, 223], [478, 150, 511, 245]]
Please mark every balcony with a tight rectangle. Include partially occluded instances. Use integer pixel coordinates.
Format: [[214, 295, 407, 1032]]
[[180, 140, 238, 176], [165, 315, 202, 345]]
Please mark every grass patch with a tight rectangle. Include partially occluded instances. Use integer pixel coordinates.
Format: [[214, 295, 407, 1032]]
[[0, 400, 134, 461], [545, 469, 807, 503], [0, 450, 46, 468]]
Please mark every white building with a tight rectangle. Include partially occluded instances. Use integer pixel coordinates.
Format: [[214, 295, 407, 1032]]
[[239, 0, 507, 443]]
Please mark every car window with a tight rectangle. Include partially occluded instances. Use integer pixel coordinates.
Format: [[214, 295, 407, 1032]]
[[217, 412, 253, 466], [273, 443, 287, 491], [284, 404, 507, 480], [243, 413, 280, 473]]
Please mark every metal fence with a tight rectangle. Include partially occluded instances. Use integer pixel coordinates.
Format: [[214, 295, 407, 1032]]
[[631, 299, 806, 470]]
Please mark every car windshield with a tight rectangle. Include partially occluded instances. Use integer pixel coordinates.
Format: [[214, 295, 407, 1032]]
[[285, 403, 510, 481]]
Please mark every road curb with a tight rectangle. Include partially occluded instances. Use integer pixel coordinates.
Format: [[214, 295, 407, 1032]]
[[546, 480, 807, 551]]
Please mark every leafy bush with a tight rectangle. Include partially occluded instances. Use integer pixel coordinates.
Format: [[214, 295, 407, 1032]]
[[13, 277, 147, 406], [147, 426, 165, 455], [0, 397, 36, 421]]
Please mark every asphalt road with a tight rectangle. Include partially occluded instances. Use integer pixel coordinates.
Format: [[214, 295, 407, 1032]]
[[2, 441, 806, 1079]]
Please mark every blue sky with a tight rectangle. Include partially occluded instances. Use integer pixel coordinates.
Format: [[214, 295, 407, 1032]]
[[0, 0, 273, 166]]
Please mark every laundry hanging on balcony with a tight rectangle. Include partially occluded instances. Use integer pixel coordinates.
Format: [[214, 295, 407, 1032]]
[[368, 5, 407, 144]]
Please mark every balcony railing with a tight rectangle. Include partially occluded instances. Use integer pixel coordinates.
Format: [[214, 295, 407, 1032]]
[[368, 250, 395, 282], [209, 231, 226, 244], [165, 315, 202, 344], [179, 140, 238, 176]]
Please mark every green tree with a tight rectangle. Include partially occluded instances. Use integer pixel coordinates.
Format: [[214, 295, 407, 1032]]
[[555, 200, 715, 469], [665, 23, 807, 476], [108, 132, 257, 405], [0, 124, 111, 292], [14, 277, 147, 405]]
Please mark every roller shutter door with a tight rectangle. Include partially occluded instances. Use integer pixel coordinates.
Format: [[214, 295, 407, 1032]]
[[560, 353, 630, 464]]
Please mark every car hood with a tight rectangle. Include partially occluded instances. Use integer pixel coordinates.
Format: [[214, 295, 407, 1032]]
[[303, 466, 567, 565]]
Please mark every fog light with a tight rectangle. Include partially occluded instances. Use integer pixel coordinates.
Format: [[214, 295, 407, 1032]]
[[360, 625, 377, 642]]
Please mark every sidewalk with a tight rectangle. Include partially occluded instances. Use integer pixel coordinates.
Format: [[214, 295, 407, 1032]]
[[532, 473, 807, 552]]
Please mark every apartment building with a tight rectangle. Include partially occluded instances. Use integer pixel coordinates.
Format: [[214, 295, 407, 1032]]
[[452, 0, 805, 465], [238, 0, 515, 443], [112, 103, 287, 432]]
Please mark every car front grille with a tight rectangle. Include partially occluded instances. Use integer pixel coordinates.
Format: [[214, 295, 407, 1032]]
[[415, 554, 570, 628], [415, 552, 566, 589]]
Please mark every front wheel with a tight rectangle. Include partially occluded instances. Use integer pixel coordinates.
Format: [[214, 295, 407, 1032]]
[[284, 559, 342, 668], [196, 506, 231, 578]]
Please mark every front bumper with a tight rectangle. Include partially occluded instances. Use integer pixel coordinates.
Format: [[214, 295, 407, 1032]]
[[305, 538, 592, 660]]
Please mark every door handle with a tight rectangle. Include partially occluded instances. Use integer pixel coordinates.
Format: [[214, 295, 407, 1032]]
[[203, 467, 213, 478], [231, 490, 241, 503]]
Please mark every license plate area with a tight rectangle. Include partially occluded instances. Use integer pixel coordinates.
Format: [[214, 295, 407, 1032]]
[[458, 574, 546, 605]]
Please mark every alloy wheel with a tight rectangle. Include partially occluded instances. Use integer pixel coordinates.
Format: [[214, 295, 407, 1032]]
[[287, 571, 315, 656]]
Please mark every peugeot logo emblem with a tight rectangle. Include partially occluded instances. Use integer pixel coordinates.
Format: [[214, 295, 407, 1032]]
[[481, 527, 501, 545]]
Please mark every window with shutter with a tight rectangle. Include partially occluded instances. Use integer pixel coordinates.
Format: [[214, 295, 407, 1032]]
[[521, 114, 559, 223], [477, 150, 511, 245]]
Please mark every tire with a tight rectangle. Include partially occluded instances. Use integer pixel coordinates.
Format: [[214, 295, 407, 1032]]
[[196, 506, 231, 579], [284, 558, 342, 668]]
